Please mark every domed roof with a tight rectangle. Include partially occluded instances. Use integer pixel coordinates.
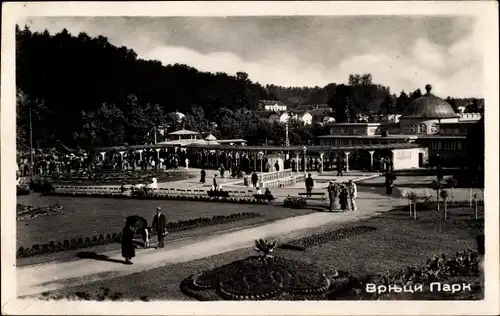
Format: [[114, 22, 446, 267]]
[[401, 85, 459, 119]]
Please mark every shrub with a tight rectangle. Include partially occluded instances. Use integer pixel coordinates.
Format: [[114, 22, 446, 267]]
[[283, 196, 307, 209]]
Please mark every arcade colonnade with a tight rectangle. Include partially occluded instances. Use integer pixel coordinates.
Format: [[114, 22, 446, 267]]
[[94, 143, 421, 173]]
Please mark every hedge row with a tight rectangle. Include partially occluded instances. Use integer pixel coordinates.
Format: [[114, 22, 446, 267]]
[[17, 212, 262, 258], [44, 190, 270, 205], [279, 226, 377, 251]]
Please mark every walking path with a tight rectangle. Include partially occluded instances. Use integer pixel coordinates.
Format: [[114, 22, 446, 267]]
[[17, 189, 404, 298]]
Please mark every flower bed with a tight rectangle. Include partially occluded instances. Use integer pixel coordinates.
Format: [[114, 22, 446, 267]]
[[416, 200, 484, 210], [16, 212, 262, 258], [334, 249, 481, 300], [181, 255, 352, 301], [17, 203, 64, 221], [42, 170, 187, 186], [17, 185, 31, 196], [279, 226, 377, 251], [283, 196, 307, 209], [44, 187, 270, 205]]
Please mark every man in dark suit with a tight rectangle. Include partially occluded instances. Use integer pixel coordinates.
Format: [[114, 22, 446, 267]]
[[151, 207, 167, 248]]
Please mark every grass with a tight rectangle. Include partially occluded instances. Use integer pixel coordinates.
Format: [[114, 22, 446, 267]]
[[36, 203, 483, 301], [16, 193, 313, 266]]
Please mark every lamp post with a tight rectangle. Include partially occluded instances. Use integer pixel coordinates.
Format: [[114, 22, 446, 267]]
[[303, 146, 307, 176], [258, 151, 264, 174]]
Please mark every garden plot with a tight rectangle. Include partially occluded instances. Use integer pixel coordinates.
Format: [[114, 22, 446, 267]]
[[16, 193, 313, 265], [38, 202, 483, 301]]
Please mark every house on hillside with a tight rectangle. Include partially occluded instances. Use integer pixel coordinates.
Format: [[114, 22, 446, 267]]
[[258, 100, 288, 112], [255, 110, 288, 123], [289, 109, 313, 125]]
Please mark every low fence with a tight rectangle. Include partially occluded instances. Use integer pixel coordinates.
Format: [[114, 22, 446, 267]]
[[257, 169, 292, 183], [52, 185, 258, 199], [259, 174, 306, 189]]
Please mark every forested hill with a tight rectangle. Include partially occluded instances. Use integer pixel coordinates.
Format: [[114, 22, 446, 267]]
[[16, 26, 484, 150]]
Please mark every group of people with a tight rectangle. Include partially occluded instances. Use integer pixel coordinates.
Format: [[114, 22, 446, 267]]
[[327, 179, 358, 211], [121, 207, 167, 264], [304, 173, 357, 211]]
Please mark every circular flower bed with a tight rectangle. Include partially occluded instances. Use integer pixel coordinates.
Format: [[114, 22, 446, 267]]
[[17, 203, 64, 221], [181, 256, 352, 300], [42, 170, 189, 185]]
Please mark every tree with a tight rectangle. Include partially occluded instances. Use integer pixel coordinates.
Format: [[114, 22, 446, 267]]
[[431, 179, 444, 212], [380, 94, 395, 115], [440, 190, 449, 220], [395, 91, 410, 114]]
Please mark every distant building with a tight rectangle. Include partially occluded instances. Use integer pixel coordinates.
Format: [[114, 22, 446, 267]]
[[258, 100, 288, 112], [317, 84, 482, 168]]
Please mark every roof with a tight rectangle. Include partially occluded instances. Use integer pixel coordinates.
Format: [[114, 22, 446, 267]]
[[294, 104, 329, 111], [255, 110, 282, 118], [168, 129, 200, 135], [259, 100, 287, 106], [401, 85, 459, 119], [205, 133, 217, 141], [185, 143, 422, 152]]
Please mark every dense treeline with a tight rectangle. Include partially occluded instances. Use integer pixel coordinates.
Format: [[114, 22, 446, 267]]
[[16, 26, 484, 150]]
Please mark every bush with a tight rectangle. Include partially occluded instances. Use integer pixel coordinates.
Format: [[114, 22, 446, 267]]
[[16, 185, 31, 196], [283, 196, 307, 209]]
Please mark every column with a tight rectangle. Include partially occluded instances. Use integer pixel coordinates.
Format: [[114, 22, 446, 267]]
[[345, 151, 350, 172], [295, 153, 300, 173], [319, 152, 325, 174], [155, 148, 161, 159], [368, 151, 375, 171], [137, 149, 144, 161], [100, 151, 106, 162]]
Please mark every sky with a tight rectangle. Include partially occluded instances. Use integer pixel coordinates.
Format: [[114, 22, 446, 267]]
[[22, 16, 484, 98]]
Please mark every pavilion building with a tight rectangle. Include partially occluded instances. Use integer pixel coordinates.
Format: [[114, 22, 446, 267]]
[[317, 84, 482, 169]]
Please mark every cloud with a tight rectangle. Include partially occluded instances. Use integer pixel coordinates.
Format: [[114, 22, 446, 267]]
[[22, 16, 484, 97]]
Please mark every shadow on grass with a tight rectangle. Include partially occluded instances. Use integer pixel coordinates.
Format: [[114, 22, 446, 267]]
[[76, 251, 128, 264]]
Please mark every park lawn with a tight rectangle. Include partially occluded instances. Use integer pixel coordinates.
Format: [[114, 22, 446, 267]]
[[38, 204, 483, 301], [17, 194, 313, 265]]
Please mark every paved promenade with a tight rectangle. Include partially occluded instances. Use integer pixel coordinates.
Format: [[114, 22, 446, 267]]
[[17, 186, 403, 297]]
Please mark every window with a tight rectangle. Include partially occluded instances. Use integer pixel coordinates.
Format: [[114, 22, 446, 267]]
[[352, 128, 358, 134], [438, 141, 442, 149], [430, 124, 438, 133], [419, 123, 427, 134], [410, 125, 416, 133], [458, 142, 462, 150]]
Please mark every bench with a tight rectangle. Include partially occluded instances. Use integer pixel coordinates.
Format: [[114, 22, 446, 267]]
[[298, 192, 327, 201], [253, 194, 275, 201]]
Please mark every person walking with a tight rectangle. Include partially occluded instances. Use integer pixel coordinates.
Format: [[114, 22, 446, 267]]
[[185, 158, 190, 171], [305, 173, 314, 197], [274, 161, 280, 172], [151, 207, 167, 249], [220, 164, 225, 178], [213, 174, 218, 189], [347, 179, 358, 211], [327, 180, 337, 212], [251, 171, 259, 187], [200, 169, 206, 184], [385, 174, 394, 198], [336, 158, 344, 177], [121, 221, 135, 264], [339, 184, 348, 211]]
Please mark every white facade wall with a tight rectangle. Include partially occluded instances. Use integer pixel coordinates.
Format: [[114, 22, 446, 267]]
[[392, 148, 421, 170], [265, 104, 287, 112]]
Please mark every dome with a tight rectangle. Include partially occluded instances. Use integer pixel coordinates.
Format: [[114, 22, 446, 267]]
[[401, 85, 459, 119]]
